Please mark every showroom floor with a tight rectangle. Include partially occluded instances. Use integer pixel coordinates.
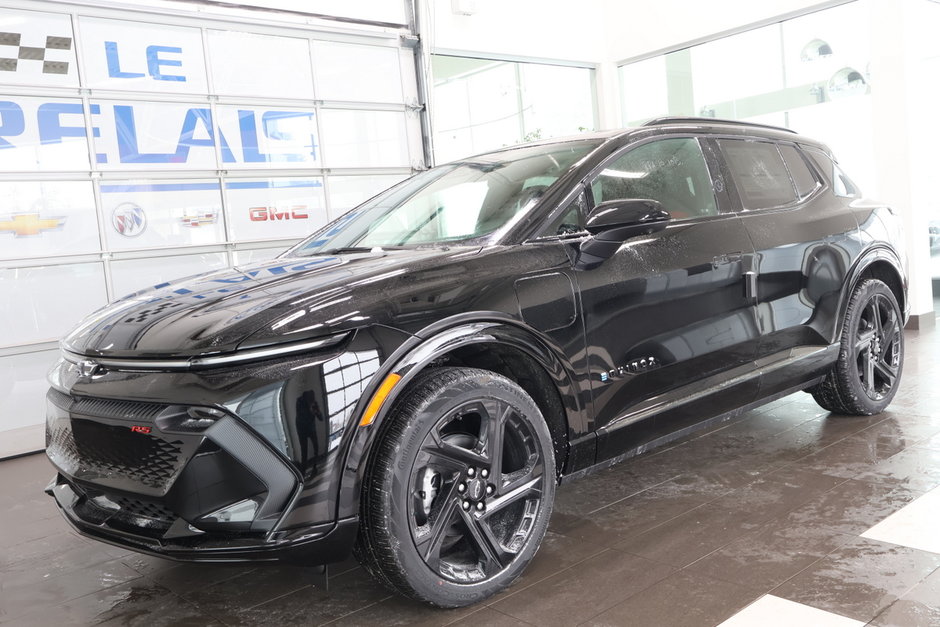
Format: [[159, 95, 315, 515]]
[[2, 328, 939, 626]]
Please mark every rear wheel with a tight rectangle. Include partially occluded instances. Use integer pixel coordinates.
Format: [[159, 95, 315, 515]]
[[811, 278, 903, 415], [356, 367, 555, 607]]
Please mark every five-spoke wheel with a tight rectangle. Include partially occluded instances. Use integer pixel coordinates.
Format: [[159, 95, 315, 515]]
[[356, 367, 555, 607], [812, 278, 904, 415]]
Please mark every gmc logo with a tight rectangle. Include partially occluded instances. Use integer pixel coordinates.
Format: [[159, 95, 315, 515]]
[[249, 206, 309, 221]]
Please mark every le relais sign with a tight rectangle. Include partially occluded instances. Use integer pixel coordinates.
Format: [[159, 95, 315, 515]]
[[0, 9, 320, 170]]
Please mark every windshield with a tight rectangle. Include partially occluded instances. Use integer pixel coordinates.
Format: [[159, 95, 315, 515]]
[[291, 140, 599, 255]]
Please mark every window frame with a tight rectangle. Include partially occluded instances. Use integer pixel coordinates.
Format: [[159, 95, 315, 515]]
[[803, 145, 860, 199], [530, 133, 735, 242], [712, 136, 825, 214]]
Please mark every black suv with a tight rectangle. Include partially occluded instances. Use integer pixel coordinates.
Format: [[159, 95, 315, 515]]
[[45, 117, 907, 607]]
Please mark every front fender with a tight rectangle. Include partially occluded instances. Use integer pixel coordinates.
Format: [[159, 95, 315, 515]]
[[334, 313, 585, 520]]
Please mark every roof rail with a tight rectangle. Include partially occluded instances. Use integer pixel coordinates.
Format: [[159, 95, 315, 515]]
[[642, 116, 797, 134]]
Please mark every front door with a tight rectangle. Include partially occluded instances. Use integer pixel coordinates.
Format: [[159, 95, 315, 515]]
[[571, 136, 761, 461]]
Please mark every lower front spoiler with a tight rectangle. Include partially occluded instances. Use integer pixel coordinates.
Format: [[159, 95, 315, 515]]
[[47, 477, 358, 566]]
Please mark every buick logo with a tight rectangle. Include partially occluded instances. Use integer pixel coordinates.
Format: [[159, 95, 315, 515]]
[[78, 360, 101, 377], [112, 203, 146, 237]]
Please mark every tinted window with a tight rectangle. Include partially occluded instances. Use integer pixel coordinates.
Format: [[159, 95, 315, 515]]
[[591, 138, 717, 220], [719, 139, 797, 210], [805, 147, 861, 198], [779, 145, 818, 198], [292, 140, 600, 253], [543, 191, 588, 236]]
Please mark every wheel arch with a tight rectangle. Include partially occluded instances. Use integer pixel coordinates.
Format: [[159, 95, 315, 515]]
[[834, 244, 907, 341], [336, 314, 583, 521]]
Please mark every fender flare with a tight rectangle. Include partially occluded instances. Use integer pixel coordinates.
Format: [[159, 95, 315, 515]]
[[334, 313, 584, 520], [830, 244, 907, 342]]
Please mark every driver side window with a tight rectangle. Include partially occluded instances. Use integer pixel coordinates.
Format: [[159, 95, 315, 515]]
[[591, 138, 718, 220]]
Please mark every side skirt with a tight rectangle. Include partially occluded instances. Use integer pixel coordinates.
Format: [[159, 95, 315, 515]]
[[559, 375, 825, 485]]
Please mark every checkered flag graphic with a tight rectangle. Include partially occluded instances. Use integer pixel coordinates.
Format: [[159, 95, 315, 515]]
[[0, 32, 72, 74]]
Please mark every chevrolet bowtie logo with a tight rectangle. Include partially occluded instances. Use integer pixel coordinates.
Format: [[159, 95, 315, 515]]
[[0, 213, 66, 237]]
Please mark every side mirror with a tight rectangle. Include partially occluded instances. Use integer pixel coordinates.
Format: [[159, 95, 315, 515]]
[[577, 199, 671, 269]]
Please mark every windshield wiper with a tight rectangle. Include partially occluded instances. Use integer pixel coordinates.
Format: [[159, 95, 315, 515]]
[[322, 247, 376, 254]]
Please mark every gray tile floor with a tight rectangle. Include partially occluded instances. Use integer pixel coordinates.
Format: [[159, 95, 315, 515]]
[[2, 327, 939, 626]]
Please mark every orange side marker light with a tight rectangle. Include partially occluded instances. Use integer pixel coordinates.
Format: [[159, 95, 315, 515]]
[[360, 373, 402, 426]]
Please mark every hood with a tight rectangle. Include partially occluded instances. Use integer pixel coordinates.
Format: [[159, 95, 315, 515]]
[[64, 247, 473, 358]]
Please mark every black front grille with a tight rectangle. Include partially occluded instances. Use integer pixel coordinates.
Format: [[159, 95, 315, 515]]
[[47, 417, 184, 491], [48, 388, 167, 421], [110, 494, 177, 522]]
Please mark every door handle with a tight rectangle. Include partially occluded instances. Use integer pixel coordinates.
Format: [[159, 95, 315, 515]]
[[744, 270, 758, 302], [711, 252, 743, 268]]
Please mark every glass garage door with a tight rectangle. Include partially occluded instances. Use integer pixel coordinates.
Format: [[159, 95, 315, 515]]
[[0, 0, 424, 455]]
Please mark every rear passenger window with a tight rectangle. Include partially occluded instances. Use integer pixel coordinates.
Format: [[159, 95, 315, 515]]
[[779, 145, 818, 198], [805, 148, 861, 198], [718, 139, 797, 210], [591, 138, 717, 220]]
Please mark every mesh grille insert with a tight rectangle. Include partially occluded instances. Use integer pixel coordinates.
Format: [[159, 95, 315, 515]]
[[48, 418, 184, 491]]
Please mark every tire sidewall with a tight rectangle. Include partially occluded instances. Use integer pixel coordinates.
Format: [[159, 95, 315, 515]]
[[839, 279, 904, 413], [378, 369, 556, 607]]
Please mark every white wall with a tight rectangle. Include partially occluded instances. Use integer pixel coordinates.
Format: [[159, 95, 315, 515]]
[[601, 0, 842, 62], [429, 0, 608, 63]]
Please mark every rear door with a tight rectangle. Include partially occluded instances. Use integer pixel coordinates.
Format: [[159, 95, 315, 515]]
[[713, 138, 859, 395]]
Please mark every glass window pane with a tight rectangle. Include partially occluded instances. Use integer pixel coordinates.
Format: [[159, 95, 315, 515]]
[[328, 175, 406, 212], [779, 145, 818, 198], [616, 1, 874, 193], [692, 24, 784, 116], [215, 105, 320, 170], [92, 100, 219, 170], [0, 97, 90, 171], [519, 64, 594, 139], [431, 55, 596, 163], [319, 109, 409, 168], [593, 139, 717, 219], [719, 140, 797, 209], [110, 252, 228, 298], [620, 55, 669, 125], [224, 178, 326, 242], [0, 263, 107, 346], [99, 180, 224, 251], [208, 30, 313, 99], [542, 191, 587, 237], [78, 17, 208, 93], [0, 8, 78, 88], [0, 181, 98, 260], [312, 41, 403, 103], [0, 350, 59, 433]]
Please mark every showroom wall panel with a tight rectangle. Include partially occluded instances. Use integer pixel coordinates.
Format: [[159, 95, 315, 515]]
[[0, 0, 419, 454]]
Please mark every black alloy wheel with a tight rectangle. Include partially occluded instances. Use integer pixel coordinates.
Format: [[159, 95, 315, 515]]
[[811, 278, 904, 415], [356, 367, 555, 607]]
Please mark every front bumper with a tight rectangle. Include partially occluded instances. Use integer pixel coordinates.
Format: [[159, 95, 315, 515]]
[[47, 475, 357, 564], [43, 383, 357, 565]]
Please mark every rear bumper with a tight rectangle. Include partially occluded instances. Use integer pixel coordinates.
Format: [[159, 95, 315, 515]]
[[47, 475, 358, 564]]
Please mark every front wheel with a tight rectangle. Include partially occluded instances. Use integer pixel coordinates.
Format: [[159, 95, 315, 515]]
[[811, 278, 904, 415], [355, 367, 555, 607]]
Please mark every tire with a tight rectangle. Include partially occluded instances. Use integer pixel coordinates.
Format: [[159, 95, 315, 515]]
[[811, 278, 904, 415], [355, 367, 556, 607]]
